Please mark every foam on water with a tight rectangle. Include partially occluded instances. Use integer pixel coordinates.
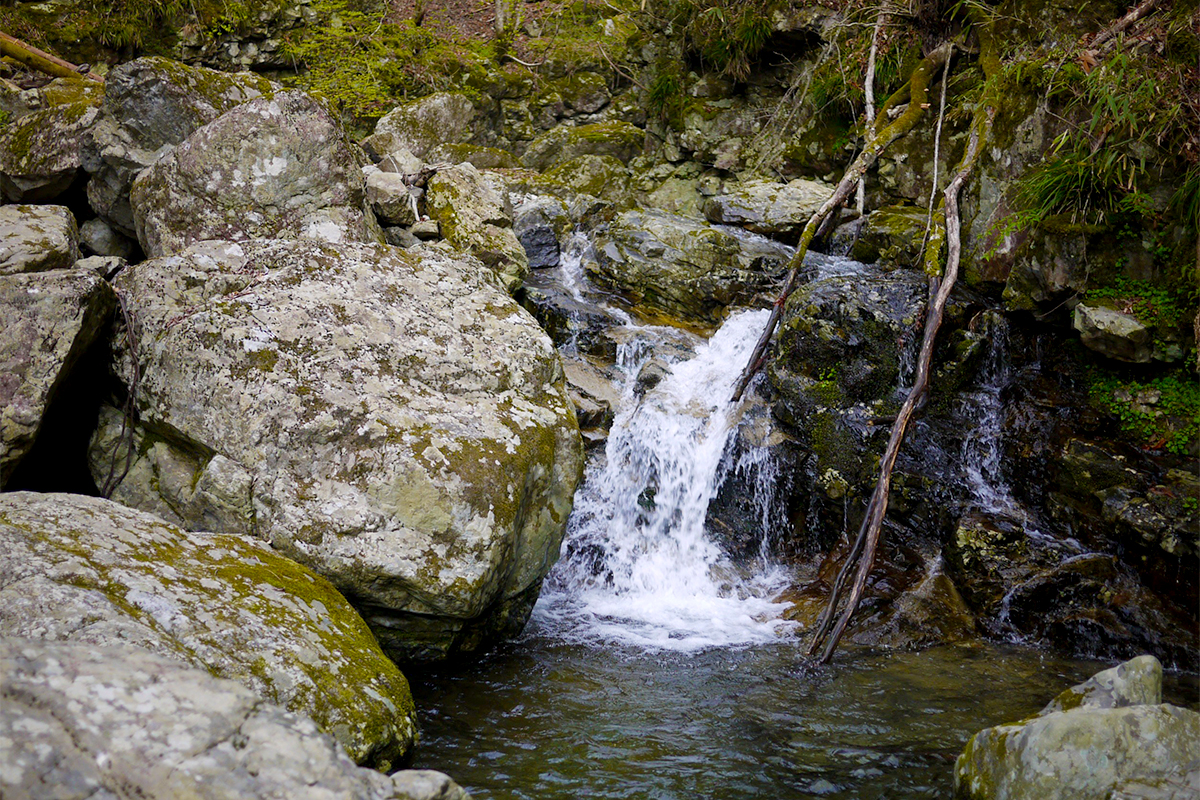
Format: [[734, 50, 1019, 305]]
[[537, 308, 797, 651]]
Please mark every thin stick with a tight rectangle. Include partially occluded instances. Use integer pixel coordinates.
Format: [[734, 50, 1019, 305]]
[[856, 8, 886, 214]]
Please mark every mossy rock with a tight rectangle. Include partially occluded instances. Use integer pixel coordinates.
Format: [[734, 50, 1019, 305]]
[[521, 120, 645, 172], [537, 154, 630, 202], [0, 491, 418, 769], [850, 205, 934, 269]]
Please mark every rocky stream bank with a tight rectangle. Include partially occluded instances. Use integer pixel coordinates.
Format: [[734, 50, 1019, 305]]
[[1, 0, 1198, 796]]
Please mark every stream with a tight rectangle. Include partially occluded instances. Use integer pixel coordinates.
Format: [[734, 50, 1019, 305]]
[[410, 227, 1198, 799]]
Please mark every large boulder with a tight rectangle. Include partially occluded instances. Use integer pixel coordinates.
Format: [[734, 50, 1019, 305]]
[[82, 56, 277, 236], [1072, 302, 1155, 363], [426, 162, 528, 292], [0, 204, 81, 275], [955, 655, 1200, 800], [704, 177, 834, 239], [0, 269, 114, 488], [131, 91, 379, 257], [521, 121, 645, 172], [587, 208, 794, 323], [0, 492, 417, 769], [0, 94, 100, 202], [0, 638, 468, 800], [92, 239, 584, 660], [363, 92, 478, 160]]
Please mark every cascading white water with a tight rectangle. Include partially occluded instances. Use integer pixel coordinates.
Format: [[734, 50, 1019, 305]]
[[537, 309, 796, 651]]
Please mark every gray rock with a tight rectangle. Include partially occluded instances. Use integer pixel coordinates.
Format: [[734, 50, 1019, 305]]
[[82, 56, 277, 237], [131, 91, 379, 257], [365, 167, 421, 226], [384, 226, 421, 248], [521, 121, 645, 172], [588, 208, 794, 323], [0, 204, 81, 274], [0, 492, 417, 769], [426, 143, 518, 170], [955, 655, 1200, 800], [703, 177, 833, 239], [426, 162, 528, 293], [0, 99, 99, 202], [94, 238, 583, 660], [79, 216, 135, 258], [411, 219, 442, 240], [513, 195, 570, 269], [0, 638, 468, 800], [363, 92, 477, 160], [849, 205, 930, 268], [0, 269, 114, 487], [1073, 303, 1153, 363], [73, 255, 127, 280]]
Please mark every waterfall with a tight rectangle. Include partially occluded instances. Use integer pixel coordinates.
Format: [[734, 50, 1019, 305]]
[[536, 309, 796, 650]]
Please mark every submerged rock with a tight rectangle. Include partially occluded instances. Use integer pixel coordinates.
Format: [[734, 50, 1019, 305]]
[[0, 269, 114, 488], [955, 655, 1199, 800], [94, 238, 583, 660], [0, 638, 467, 800], [0, 492, 417, 769], [82, 56, 277, 237], [131, 91, 378, 257], [588, 208, 793, 323], [0, 204, 81, 275]]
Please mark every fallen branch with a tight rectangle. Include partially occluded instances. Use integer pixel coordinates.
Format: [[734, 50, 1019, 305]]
[[0, 31, 103, 83], [730, 41, 953, 403], [1090, 0, 1163, 50], [807, 17, 1001, 663]]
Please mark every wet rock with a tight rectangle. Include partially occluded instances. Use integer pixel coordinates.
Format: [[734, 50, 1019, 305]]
[[0, 269, 114, 487], [365, 166, 421, 227], [849, 205, 931, 269], [955, 655, 1199, 800], [0, 638, 466, 800], [94, 238, 583, 661], [517, 268, 624, 358], [131, 91, 378, 257], [851, 555, 978, 648], [562, 355, 622, 441], [426, 162, 528, 292], [363, 92, 477, 160], [513, 195, 570, 269], [0, 492, 417, 769], [79, 216, 135, 259], [82, 57, 277, 237], [521, 121, 645, 172], [704, 177, 834, 240], [1073, 302, 1153, 363], [588, 208, 793, 323], [0, 204, 80, 274], [0, 98, 99, 202]]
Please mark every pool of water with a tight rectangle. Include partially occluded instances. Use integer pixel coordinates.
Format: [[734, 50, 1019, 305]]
[[409, 625, 1199, 800]]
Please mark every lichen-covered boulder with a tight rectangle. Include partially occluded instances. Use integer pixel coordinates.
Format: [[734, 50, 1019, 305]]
[[92, 239, 584, 660], [426, 143, 518, 170], [0, 638, 468, 800], [537, 154, 630, 203], [82, 56, 277, 236], [364, 166, 420, 227], [0, 492, 417, 769], [703, 177, 833, 239], [0, 269, 114, 488], [588, 208, 793, 323], [426, 162, 528, 292], [131, 91, 378, 257], [954, 655, 1200, 800], [521, 121, 645, 172], [0, 97, 99, 202], [0, 204, 81, 275], [363, 92, 477, 160], [1073, 302, 1153, 363]]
